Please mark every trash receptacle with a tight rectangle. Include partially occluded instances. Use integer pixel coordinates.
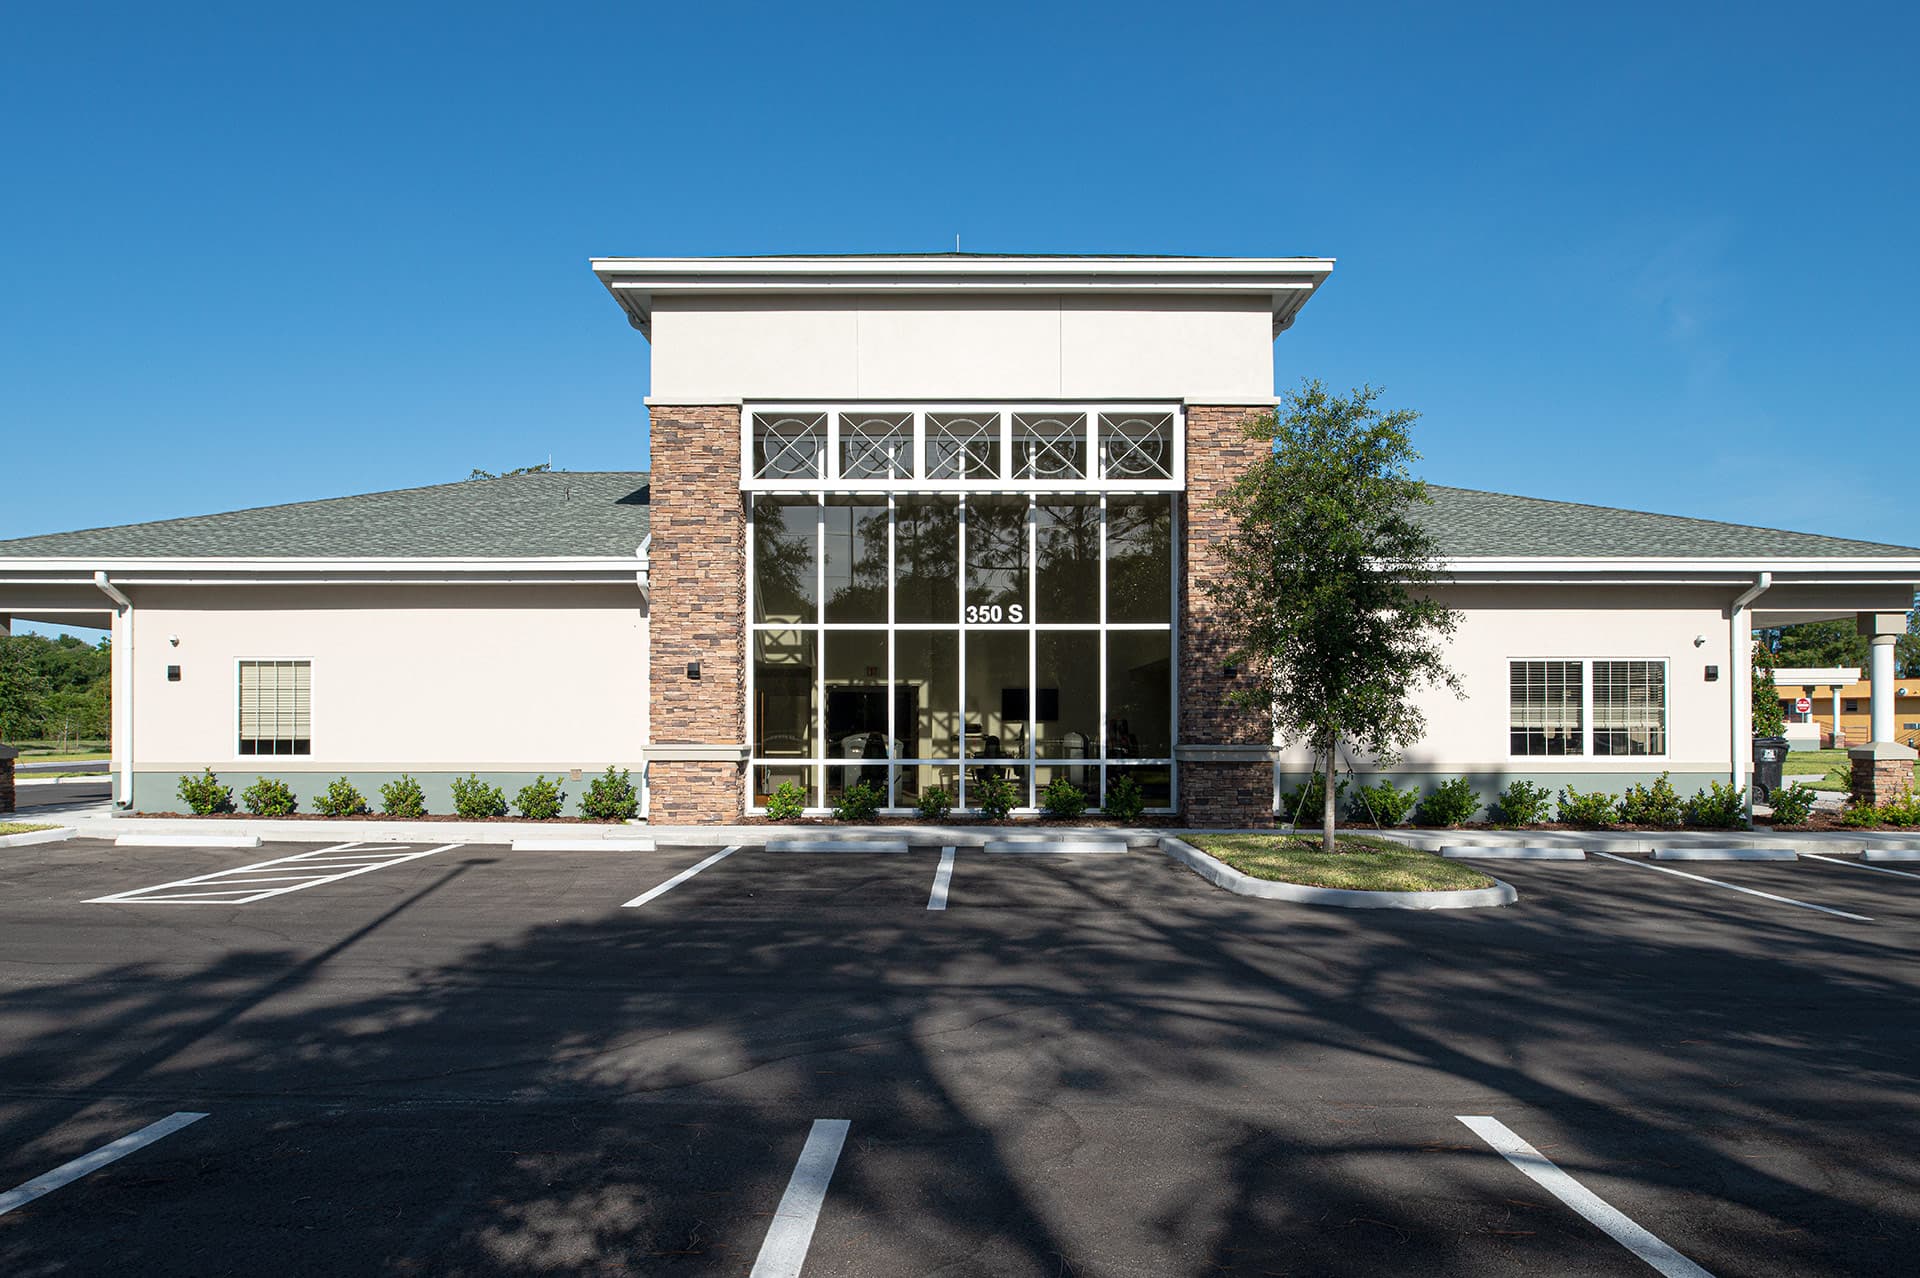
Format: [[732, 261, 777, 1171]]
[[1752, 735, 1788, 801]]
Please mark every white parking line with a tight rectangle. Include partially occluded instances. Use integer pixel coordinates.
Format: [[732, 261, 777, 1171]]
[[1593, 852, 1872, 922], [928, 846, 956, 910], [1803, 852, 1920, 881], [1458, 1116, 1713, 1278], [621, 845, 740, 907], [0, 1112, 208, 1218], [86, 842, 462, 905], [750, 1118, 851, 1278]]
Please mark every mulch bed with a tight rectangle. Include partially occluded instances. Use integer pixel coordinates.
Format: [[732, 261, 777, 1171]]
[[126, 811, 629, 824]]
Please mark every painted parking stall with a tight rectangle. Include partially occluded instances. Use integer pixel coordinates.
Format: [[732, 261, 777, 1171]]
[[85, 841, 463, 905]]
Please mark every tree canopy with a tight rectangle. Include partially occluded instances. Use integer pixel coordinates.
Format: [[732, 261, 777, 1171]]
[[0, 632, 111, 741], [1758, 612, 1920, 677], [1205, 382, 1460, 851]]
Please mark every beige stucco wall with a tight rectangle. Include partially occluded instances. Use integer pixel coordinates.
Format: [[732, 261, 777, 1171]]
[[1276, 584, 1737, 777], [648, 293, 1276, 403], [125, 583, 648, 771]]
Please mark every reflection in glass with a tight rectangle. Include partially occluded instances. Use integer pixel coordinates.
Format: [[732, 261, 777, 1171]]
[[1013, 412, 1087, 479], [1035, 497, 1100, 622], [896, 763, 958, 811], [754, 764, 814, 808], [1104, 764, 1171, 809], [896, 630, 959, 759], [824, 497, 888, 622], [965, 496, 1028, 613], [896, 496, 959, 623], [753, 413, 825, 479], [964, 630, 1029, 759], [927, 413, 1000, 479], [1107, 495, 1171, 623], [1106, 631, 1171, 757], [824, 631, 889, 800], [1034, 632, 1099, 760], [754, 496, 817, 623], [753, 630, 815, 758]]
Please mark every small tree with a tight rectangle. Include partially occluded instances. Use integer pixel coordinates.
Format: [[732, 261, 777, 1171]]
[[1752, 645, 1787, 737], [1206, 381, 1461, 852]]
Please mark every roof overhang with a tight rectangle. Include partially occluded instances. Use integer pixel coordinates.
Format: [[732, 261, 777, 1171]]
[[0, 557, 646, 588], [589, 255, 1337, 339]]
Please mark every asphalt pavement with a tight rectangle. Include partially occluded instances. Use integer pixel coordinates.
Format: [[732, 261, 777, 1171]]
[[0, 837, 1915, 1275]]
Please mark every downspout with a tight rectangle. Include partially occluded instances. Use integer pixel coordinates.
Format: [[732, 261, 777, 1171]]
[[635, 538, 650, 819], [1730, 572, 1771, 814], [93, 571, 134, 809]]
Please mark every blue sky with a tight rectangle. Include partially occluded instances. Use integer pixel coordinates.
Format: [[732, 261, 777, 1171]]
[[4, 2, 1916, 639]]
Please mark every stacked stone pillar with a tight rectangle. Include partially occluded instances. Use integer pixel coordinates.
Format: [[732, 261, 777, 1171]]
[[646, 405, 747, 823], [1178, 405, 1278, 826]]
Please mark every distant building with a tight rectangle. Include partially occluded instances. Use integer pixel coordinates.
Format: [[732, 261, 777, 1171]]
[[1774, 668, 1920, 749]]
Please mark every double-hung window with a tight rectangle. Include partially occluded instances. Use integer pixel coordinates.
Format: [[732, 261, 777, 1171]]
[[1510, 658, 1666, 758], [238, 659, 311, 756]]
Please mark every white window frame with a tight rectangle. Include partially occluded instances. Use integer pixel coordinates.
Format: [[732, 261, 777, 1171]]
[[234, 656, 316, 761], [745, 459, 1180, 817], [742, 403, 1185, 494], [1506, 657, 1669, 761]]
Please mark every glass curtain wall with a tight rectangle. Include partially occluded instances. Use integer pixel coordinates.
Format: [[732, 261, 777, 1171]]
[[749, 491, 1175, 812]]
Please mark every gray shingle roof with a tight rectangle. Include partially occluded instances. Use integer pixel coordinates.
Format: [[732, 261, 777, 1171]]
[[0, 473, 1910, 563], [0, 471, 650, 559], [1419, 486, 1920, 559]]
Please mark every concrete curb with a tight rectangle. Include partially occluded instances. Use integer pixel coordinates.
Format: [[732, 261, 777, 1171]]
[[513, 837, 657, 852], [0, 827, 75, 849], [76, 817, 646, 846], [766, 838, 911, 854], [1652, 847, 1798, 861], [115, 833, 262, 849], [1158, 837, 1517, 911], [1440, 845, 1587, 861]]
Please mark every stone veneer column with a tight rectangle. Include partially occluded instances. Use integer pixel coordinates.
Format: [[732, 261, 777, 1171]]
[[1179, 404, 1278, 826], [647, 405, 747, 824]]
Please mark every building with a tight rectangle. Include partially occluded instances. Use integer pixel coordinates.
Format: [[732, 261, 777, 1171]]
[[3, 254, 1918, 823], [1773, 667, 1920, 750]]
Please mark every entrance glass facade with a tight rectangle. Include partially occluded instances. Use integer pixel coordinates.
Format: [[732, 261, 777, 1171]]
[[745, 405, 1181, 814]]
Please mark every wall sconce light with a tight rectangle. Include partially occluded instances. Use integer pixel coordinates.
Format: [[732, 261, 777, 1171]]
[[686, 661, 701, 680], [1693, 634, 1707, 647], [166, 665, 181, 682]]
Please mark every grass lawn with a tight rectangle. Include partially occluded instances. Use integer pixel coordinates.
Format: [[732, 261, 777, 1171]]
[[1182, 832, 1495, 892], [1783, 747, 1851, 791], [0, 822, 59, 836], [12, 750, 111, 763]]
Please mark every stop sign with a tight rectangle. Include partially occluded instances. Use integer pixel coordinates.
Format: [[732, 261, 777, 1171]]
[[1795, 696, 1813, 715]]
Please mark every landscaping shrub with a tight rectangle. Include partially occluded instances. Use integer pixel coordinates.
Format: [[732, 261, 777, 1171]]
[[514, 776, 566, 820], [1104, 775, 1146, 822], [1768, 781, 1818, 826], [450, 773, 508, 819], [1349, 779, 1418, 827], [177, 768, 235, 815], [314, 777, 368, 817], [1839, 801, 1881, 828], [579, 766, 639, 821], [1683, 781, 1747, 829], [765, 781, 807, 820], [1040, 774, 1091, 820], [833, 779, 883, 821], [241, 776, 297, 816], [1618, 773, 1684, 828], [1415, 777, 1481, 827], [1279, 773, 1347, 825], [1492, 779, 1553, 827], [1556, 786, 1618, 827], [379, 774, 427, 818], [971, 772, 1019, 821], [1841, 788, 1920, 828], [915, 786, 953, 822]]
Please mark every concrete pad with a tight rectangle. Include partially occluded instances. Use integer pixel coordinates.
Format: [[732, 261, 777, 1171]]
[[1652, 846, 1797, 861], [984, 838, 1127, 855], [513, 837, 656, 852], [114, 833, 262, 849], [1863, 848, 1920, 862], [766, 839, 911, 854], [1440, 845, 1586, 861]]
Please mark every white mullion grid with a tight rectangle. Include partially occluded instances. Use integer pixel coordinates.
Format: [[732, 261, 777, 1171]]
[[886, 493, 897, 808], [997, 409, 1013, 483], [825, 409, 841, 483], [1025, 493, 1037, 811], [956, 494, 969, 812], [814, 492, 826, 810], [1168, 492, 1182, 813], [1581, 658, 1596, 758], [744, 496, 757, 809], [1098, 493, 1110, 811], [912, 409, 927, 482]]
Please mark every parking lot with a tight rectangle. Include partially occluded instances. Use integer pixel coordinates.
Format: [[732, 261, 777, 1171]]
[[1, 836, 1918, 1275]]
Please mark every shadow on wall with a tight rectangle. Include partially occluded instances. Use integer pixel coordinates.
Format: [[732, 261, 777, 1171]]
[[0, 858, 1914, 1272]]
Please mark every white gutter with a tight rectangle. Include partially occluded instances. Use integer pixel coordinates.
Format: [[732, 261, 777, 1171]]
[[636, 535, 651, 601], [93, 571, 133, 808], [1730, 572, 1772, 814]]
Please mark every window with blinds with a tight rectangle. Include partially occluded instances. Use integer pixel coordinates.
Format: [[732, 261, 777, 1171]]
[[1593, 660, 1666, 756], [1510, 660, 1583, 756], [238, 660, 311, 756]]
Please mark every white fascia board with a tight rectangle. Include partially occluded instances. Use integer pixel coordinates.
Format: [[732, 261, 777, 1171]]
[[1441, 556, 1920, 581], [0, 557, 643, 585]]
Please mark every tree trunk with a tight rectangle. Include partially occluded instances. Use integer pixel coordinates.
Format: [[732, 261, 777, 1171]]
[[1322, 745, 1337, 854]]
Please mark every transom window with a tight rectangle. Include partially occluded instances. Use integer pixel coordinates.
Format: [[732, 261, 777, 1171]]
[[746, 404, 1183, 491], [1509, 659, 1667, 758], [238, 659, 311, 756]]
